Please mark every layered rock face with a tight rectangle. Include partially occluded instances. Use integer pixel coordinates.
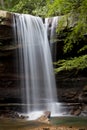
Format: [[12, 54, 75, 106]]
[[0, 10, 21, 104], [57, 78, 87, 103], [56, 78, 87, 116]]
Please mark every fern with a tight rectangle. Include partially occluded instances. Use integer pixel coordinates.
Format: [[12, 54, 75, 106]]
[[54, 55, 87, 73]]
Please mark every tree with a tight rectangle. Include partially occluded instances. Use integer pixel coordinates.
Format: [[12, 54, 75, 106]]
[[9, 0, 47, 17], [0, 0, 47, 16], [0, 0, 20, 10], [47, 0, 87, 53], [0, 0, 5, 9]]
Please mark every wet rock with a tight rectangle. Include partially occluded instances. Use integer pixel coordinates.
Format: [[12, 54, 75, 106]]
[[61, 90, 78, 103], [79, 86, 87, 103], [0, 110, 29, 119], [37, 111, 51, 124], [73, 109, 81, 116], [44, 111, 51, 119], [71, 108, 81, 116], [43, 128, 50, 130], [20, 115, 29, 119], [80, 104, 87, 116], [37, 115, 50, 124], [69, 104, 82, 116]]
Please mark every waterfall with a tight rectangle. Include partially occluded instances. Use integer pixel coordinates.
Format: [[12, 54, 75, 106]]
[[13, 13, 60, 119], [45, 17, 59, 61]]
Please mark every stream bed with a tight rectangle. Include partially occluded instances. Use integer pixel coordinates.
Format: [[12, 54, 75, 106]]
[[0, 116, 87, 130]]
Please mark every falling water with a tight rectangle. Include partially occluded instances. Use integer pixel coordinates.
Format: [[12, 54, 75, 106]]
[[45, 17, 59, 61], [13, 13, 60, 117]]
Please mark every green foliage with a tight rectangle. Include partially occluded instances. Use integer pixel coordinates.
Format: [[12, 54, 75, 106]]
[[47, 0, 79, 16], [47, 0, 87, 53], [54, 55, 87, 73], [32, 6, 48, 17], [47, 0, 84, 16], [0, 0, 47, 17], [63, 20, 87, 53], [78, 45, 87, 53], [0, 0, 19, 10], [11, 0, 30, 13]]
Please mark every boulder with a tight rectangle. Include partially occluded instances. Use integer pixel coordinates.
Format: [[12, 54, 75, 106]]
[[44, 111, 51, 119], [70, 108, 81, 116], [37, 111, 51, 124], [37, 115, 50, 124], [73, 109, 81, 116]]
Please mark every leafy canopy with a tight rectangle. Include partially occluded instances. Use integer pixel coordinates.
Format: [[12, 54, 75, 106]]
[[47, 0, 87, 53], [0, 0, 47, 17]]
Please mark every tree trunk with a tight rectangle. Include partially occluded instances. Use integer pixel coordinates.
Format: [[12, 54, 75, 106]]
[[0, 0, 5, 9]]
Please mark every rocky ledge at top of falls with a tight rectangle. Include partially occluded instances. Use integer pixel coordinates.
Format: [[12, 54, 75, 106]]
[[0, 10, 12, 26]]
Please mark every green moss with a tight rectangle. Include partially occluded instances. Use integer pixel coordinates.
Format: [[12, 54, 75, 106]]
[[54, 55, 87, 73]]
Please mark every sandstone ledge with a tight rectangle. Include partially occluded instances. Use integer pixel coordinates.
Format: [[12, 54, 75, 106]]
[[0, 10, 13, 26]]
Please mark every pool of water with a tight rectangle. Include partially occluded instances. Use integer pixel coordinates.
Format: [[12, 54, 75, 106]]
[[0, 116, 87, 130]]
